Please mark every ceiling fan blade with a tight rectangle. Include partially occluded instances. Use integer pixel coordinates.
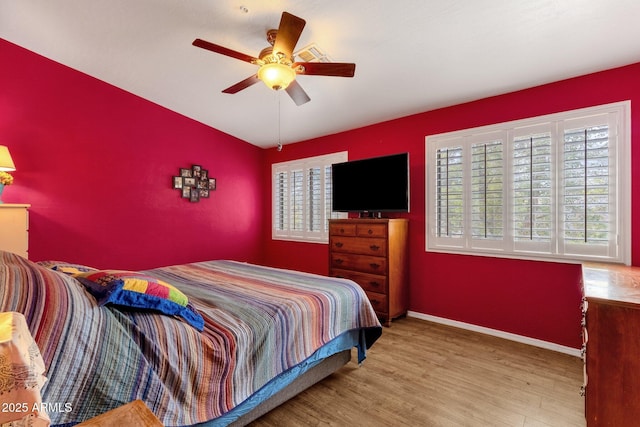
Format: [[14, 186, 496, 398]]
[[273, 12, 306, 58], [293, 62, 356, 77], [222, 75, 261, 94], [193, 38, 258, 64], [285, 80, 311, 106]]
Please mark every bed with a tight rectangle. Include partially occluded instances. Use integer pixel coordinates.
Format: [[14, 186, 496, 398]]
[[0, 250, 382, 426]]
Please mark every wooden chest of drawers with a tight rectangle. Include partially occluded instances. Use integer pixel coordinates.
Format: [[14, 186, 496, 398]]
[[583, 264, 640, 426], [329, 219, 408, 326]]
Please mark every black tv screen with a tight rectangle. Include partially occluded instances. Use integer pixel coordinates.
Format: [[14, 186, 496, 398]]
[[331, 152, 410, 213]]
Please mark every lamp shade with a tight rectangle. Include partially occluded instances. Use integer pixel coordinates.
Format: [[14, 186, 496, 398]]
[[257, 63, 296, 91], [0, 146, 15, 172]]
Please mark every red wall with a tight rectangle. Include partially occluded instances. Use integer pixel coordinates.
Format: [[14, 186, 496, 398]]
[[4, 35, 640, 350], [0, 39, 264, 269], [263, 62, 640, 349]]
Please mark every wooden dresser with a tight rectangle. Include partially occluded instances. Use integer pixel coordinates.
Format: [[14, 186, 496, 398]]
[[0, 204, 30, 259], [582, 263, 640, 426], [328, 218, 408, 326]]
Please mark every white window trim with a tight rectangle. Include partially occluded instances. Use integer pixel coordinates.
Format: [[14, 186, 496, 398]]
[[272, 151, 348, 243], [425, 101, 631, 265]]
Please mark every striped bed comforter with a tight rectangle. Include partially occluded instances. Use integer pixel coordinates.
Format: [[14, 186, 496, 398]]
[[0, 251, 381, 426]]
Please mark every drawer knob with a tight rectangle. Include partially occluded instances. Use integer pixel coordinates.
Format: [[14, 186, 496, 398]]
[[369, 281, 380, 288], [370, 299, 380, 307], [370, 244, 380, 251], [339, 228, 345, 234], [335, 242, 344, 248], [335, 258, 344, 265], [367, 229, 373, 235], [369, 263, 380, 269]]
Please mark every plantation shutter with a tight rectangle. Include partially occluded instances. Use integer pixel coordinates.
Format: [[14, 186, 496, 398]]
[[426, 102, 629, 264], [431, 141, 465, 249], [511, 126, 554, 255], [307, 167, 322, 232], [469, 134, 504, 250], [324, 165, 339, 232], [272, 152, 347, 242], [559, 114, 618, 259], [291, 169, 304, 233], [274, 171, 288, 235]]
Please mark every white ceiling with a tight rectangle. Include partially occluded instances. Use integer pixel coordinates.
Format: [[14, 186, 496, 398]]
[[2, 0, 640, 148]]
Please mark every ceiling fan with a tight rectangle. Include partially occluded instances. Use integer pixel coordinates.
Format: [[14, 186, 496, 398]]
[[192, 11, 356, 106]]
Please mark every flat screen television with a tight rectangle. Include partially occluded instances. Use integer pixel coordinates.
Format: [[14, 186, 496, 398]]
[[331, 152, 410, 214]]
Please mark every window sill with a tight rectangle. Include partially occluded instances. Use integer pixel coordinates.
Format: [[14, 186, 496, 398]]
[[425, 246, 628, 266]]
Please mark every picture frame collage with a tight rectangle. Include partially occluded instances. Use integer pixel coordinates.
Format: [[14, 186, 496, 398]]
[[172, 164, 216, 202]]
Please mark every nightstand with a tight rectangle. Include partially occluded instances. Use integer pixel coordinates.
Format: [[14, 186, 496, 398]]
[[0, 204, 30, 259], [76, 400, 162, 426]]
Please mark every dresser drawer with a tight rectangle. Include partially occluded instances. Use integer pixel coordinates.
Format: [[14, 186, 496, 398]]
[[330, 253, 387, 275], [365, 291, 388, 315], [329, 222, 357, 236], [331, 236, 387, 256], [356, 223, 387, 238], [331, 268, 388, 293]]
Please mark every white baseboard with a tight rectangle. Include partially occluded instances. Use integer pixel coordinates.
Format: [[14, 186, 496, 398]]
[[406, 311, 582, 358]]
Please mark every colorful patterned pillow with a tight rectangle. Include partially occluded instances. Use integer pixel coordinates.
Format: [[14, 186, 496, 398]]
[[36, 260, 98, 275], [74, 270, 204, 331]]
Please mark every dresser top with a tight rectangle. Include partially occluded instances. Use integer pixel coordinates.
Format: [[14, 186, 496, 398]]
[[329, 218, 408, 223], [583, 262, 640, 306], [0, 203, 30, 208]]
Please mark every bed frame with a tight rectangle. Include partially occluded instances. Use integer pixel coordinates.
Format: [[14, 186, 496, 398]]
[[229, 349, 352, 426]]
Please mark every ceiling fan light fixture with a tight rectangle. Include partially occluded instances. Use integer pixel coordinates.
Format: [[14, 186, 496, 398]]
[[193, 11, 354, 105], [257, 62, 296, 91]]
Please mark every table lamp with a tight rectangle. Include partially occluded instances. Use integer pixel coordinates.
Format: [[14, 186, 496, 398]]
[[0, 146, 16, 171]]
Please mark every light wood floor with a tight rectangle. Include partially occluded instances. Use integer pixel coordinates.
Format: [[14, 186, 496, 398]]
[[251, 317, 585, 427]]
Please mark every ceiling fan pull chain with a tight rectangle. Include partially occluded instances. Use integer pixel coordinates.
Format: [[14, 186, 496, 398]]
[[277, 93, 283, 151]]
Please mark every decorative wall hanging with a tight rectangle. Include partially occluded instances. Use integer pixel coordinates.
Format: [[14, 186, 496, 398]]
[[172, 164, 216, 202]]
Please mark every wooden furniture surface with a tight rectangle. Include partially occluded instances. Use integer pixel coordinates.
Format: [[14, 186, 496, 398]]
[[76, 400, 162, 426], [583, 263, 640, 426], [329, 218, 408, 326], [0, 204, 29, 259]]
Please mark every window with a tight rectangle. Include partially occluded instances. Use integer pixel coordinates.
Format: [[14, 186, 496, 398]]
[[426, 102, 630, 264], [272, 152, 348, 243]]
